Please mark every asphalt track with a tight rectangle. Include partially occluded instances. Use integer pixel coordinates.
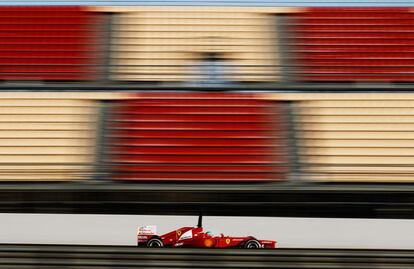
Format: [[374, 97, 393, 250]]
[[1, 214, 414, 249], [0, 244, 413, 269]]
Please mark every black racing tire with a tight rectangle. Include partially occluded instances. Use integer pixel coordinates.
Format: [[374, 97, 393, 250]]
[[243, 239, 262, 249], [147, 238, 164, 247]]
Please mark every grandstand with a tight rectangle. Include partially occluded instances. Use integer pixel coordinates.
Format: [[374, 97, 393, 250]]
[[0, 4, 411, 219]]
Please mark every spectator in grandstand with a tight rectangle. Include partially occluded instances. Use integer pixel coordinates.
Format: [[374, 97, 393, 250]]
[[194, 52, 234, 86]]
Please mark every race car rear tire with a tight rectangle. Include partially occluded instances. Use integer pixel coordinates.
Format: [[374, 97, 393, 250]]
[[243, 239, 262, 249], [147, 238, 164, 247]]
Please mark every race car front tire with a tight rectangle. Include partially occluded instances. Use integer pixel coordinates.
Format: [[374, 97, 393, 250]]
[[243, 239, 262, 249], [147, 238, 164, 247]]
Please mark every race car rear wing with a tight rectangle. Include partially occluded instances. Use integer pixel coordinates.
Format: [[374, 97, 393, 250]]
[[137, 225, 157, 246], [138, 225, 157, 236]]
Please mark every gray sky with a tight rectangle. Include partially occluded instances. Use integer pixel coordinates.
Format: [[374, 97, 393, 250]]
[[1, 213, 414, 249]]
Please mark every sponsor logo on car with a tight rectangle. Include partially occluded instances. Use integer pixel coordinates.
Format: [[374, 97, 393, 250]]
[[138, 225, 157, 235]]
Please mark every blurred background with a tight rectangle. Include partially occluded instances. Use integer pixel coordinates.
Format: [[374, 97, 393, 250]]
[[0, 0, 413, 268]]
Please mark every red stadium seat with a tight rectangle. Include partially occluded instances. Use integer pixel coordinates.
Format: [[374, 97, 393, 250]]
[[292, 8, 414, 82], [108, 93, 288, 182], [0, 6, 100, 81]]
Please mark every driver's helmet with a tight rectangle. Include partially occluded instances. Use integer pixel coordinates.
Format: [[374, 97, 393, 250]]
[[205, 231, 213, 236]]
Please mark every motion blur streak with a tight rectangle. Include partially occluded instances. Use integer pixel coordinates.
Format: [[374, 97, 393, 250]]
[[1, 214, 414, 249], [1, 245, 413, 269], [1, 1, 413, 7]]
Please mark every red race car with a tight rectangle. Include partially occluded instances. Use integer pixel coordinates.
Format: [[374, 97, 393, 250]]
[[137, 215, 276, 249]]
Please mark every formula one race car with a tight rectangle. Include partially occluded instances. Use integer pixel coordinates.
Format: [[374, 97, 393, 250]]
[[137, 215, 276, 248]]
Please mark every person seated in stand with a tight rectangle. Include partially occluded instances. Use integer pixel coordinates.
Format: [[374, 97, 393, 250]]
[[193, 52, 235, 86]]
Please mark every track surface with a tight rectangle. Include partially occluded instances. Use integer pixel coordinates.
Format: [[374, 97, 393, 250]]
[[0, 244, 413, 269]]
